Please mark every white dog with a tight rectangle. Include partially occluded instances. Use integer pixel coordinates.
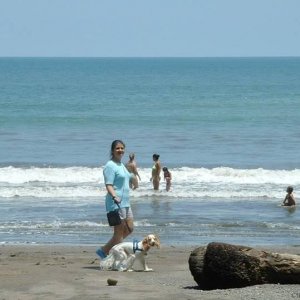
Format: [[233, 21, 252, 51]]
[[100, 234, 160, 272]]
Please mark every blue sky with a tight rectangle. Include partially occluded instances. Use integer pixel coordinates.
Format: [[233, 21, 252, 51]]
[[1, 0, 300, 57]]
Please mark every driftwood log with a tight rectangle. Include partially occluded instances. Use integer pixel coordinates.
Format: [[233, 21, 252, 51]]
[[189, 242, 300, 290]]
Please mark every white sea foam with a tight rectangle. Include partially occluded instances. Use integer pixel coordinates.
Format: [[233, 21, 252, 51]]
[[0, 220, 157, 231], [0, 166, 102, 184], [0, 166, 299, 200], [0, 220, 105, 230]]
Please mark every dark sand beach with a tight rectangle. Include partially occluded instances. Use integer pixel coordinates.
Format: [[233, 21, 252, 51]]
[[1, 244, 299, 300]]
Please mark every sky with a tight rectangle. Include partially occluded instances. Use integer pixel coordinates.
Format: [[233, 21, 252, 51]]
[[0, 0, 300, 57]]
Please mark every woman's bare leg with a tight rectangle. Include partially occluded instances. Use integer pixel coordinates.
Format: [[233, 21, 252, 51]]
[[102, 219, 134, 255]]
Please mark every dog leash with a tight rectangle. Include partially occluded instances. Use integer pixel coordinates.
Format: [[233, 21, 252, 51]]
[[114, 200, 132, 233], [112, 164, 132, 233]]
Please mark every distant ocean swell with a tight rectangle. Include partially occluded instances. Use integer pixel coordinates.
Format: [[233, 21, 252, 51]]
[[1, 166, 299, 200]]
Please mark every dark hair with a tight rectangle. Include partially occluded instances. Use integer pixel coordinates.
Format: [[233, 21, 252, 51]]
[[286, 186, 293, 193], [163, 167, 168, 172], [153, 153, 160, 160], [110, 140, 125, 158], [129, 153, 135, 160]]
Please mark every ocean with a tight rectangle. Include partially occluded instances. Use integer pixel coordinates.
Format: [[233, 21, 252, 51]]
[[1, 57, 299, 247]]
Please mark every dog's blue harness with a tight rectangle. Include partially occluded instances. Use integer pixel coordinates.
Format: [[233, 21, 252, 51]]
[[133, 239, 143, 253]]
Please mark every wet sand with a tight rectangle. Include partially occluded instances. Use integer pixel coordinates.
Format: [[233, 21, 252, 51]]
[[1, 244, 300, 300]]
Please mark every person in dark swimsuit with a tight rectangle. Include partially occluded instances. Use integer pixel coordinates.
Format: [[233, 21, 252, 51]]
[[282, 186, 296, 206]]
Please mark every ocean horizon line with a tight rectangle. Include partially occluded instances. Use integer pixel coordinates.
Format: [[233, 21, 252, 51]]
[[1, 56, 300, 59]]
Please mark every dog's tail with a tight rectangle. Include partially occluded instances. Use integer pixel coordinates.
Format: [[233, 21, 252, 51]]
[[99, 253, 114, 270]]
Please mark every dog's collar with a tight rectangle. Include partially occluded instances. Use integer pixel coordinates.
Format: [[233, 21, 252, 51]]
[[133, 239, 144, 253]]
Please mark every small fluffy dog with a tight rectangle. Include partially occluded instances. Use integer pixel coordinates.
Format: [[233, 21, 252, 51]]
[[100, 234, 160, 272]]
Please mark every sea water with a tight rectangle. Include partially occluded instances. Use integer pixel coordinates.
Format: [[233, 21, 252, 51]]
[[0, 57, 300, 246]]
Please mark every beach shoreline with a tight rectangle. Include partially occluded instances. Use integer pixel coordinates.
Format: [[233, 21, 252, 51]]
[[1, 244, 299, 300]]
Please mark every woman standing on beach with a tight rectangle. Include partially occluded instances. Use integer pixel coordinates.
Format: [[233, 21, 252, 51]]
[[150, 153, 161, 190], [96, 140, 134, 259]]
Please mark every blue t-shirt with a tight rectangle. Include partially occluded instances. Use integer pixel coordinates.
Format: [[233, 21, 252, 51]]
[[103, 160, 134, 212]]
